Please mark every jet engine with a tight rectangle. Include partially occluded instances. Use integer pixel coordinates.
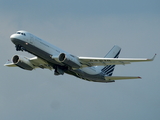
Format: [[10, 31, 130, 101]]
[[58, 53, 81, 68], [12, 55, 34, 70]]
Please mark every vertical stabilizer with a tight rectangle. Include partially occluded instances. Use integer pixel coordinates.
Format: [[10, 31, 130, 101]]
[[104, 45, 121, 58], [101, 46, 121, 76]]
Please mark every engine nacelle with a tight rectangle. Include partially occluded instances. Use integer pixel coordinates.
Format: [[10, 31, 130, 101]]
[[58, 53, 81, 68], [12, 55, 34, 70]]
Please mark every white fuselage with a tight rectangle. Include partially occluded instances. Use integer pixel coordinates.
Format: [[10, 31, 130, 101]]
[[7, 30, 154, 82], [10, 31, 104, 81]]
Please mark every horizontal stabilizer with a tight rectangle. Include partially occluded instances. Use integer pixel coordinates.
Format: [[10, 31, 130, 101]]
[[105, 76, 141, 81]]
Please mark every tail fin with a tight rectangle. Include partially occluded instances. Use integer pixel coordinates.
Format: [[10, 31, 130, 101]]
[[101, 46, 121, 76]]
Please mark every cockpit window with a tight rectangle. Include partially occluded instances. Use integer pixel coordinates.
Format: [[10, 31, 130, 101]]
[[21, 33, 26, 36], [16, 32, 26, 36]]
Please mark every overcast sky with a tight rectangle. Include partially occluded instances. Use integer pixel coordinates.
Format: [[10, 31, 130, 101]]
[[0, 0, 160, 120]]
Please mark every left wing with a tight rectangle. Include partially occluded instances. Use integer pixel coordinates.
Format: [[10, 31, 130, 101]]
[[4, 61, 16, 67], [79, 54, 156, 67], [4, 55, 52, 70]]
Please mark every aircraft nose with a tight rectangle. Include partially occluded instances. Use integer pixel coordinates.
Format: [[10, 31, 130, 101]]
[[10, 34, 16, 41], [10, 34, 21, 43]]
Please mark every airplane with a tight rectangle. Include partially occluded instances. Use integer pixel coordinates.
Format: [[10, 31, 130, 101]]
[[4, 30, 156, 83]]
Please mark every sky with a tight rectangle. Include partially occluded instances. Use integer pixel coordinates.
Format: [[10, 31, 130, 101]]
[[0, 0, 160, 120]]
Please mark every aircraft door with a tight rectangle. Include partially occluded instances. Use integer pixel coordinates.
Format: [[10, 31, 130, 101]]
[[29, 34, 34, 45]]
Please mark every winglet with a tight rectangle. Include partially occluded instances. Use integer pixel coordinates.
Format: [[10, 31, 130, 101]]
[[148, 54, 157, 61], [152, 54, 157, 60]]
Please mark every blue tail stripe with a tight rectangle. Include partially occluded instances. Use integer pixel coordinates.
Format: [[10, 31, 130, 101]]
[[101, 49, 121, 76], [106, 68, 114, 75], [102, 65, 115, 73], [114, 50, 121, 58]]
